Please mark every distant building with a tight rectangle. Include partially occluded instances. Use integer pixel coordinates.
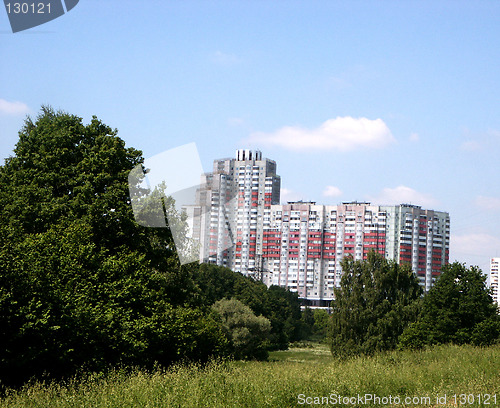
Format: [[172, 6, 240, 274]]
[[190, 150, 450, 303], [490, 258, 499, 307], [192, 149, 280, 273], [382, 204, 450, 293], [261, 201, 449, 305]]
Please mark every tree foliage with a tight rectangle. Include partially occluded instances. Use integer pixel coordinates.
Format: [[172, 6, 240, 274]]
[[329, 251, 422, 358], [313, 309, 331, 340], [0, 108, 227, 387], [300, 307, 315, 339], [192, 263, 305, 349], [399, 262, 500, 349], [212, 298, 271, 360]]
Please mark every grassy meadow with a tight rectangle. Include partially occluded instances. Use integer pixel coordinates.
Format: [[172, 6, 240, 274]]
[[1, 343, 498, 407]]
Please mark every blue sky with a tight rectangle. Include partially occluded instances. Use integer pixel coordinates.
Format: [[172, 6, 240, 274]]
[[1, 0, 499, 275]]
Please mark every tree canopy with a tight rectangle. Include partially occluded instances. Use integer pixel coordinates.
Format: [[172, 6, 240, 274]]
[[399, 262, 500, 349], [192, 263, 306, 350], [0, 108, 227, 387], [212, 298, 271, 360], [329, 251, 423, 358]]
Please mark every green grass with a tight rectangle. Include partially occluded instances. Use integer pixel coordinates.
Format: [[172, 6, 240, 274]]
[[1, 344, 499, 407], [269, 341, 333, 363]]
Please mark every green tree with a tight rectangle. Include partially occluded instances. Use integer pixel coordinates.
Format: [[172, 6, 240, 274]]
[[192, 263, 305, 350], [300, 307, 315, 339], [0, 108, 227, 387], [399, 262, 500, 349], [313, 309, 330, 340], [212, 298, 271, 360], [329, 251, 422, 358]]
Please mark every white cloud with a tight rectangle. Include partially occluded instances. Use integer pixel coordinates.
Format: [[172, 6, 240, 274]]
[[211, 51, 241, 66], [323, 185, 343, 198], [368, 185, 438, 207], [488, 129, 500, 139], [475, 195, 500, 211], [227, 117, 245, 126], [451, 233, 500, 259], [409, 132, 419, 142], [0, 99, 30, 115], [247, 117, 395, 152], [460, 140, 482, 151], [449, 232, 500, 275], [459, 128, 500, 151], [280, 187, 305, 204]]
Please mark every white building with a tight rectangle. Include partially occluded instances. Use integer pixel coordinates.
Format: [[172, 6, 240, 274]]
[[262, 201, 449, 305], [192, 149, 281, 274], [490, 258, 499, 307]]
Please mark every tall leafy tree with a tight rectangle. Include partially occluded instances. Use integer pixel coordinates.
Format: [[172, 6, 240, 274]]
[[399, 262, 500, 349], [329, 251, 422, 358], [0, 107, 227, 387], [212, 298, 271, 360]]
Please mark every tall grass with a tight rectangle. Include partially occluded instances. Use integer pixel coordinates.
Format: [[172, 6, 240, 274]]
[[1, 344, 498, 407]]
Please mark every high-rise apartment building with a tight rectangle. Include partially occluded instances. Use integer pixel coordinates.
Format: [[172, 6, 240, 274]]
[[261, 201, 387, 300], [261, 201, 449, 304], [382, 204, 450, 293], [192, 149, 281, 274], [190, 150, 450, 303], [490, 258, 499, 307]]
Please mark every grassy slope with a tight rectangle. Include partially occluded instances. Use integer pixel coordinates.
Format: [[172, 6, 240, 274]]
[[1, 343, 499, 407]]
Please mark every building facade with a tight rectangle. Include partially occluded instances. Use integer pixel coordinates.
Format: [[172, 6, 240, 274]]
[[261, 201, 450, 303], [192, 149, 281, 274], [490, 258, 499, 307], [191, 150, 450, 303], [382, 204, 450, 293]]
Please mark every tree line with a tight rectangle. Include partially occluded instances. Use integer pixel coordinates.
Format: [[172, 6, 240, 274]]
[[328, 252, 500, 358]]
